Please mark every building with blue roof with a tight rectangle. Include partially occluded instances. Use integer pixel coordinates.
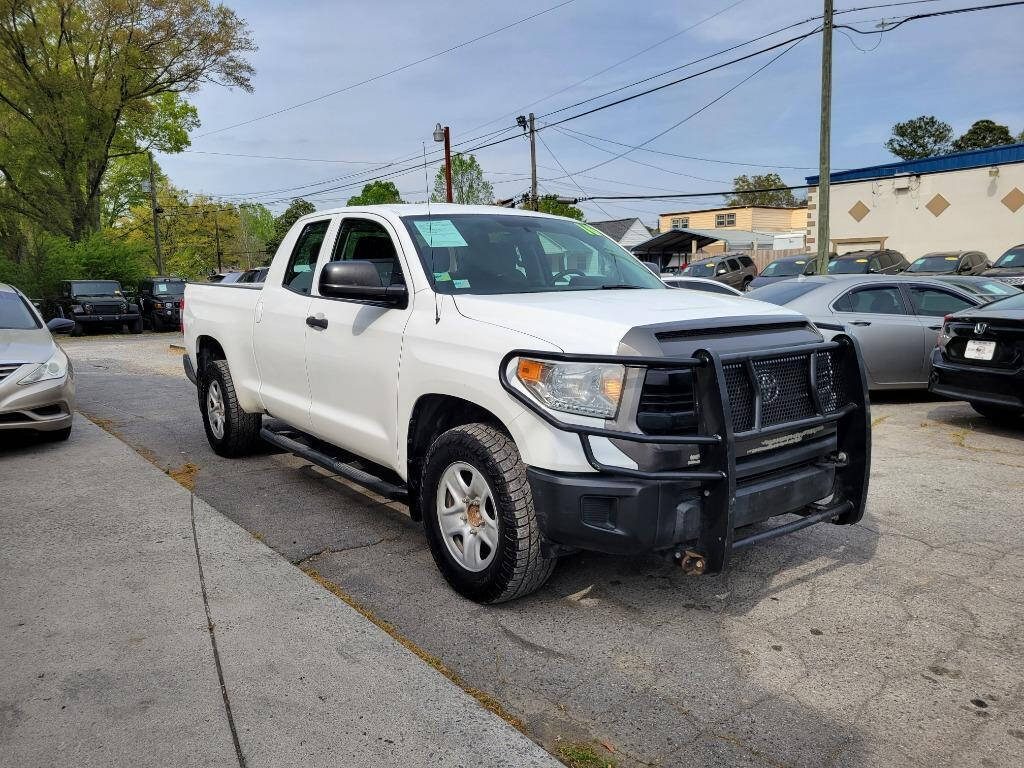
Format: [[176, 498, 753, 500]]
[[804, 142, 1024, 261]]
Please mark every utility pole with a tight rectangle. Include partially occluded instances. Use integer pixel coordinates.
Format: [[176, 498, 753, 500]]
[[147, 151, 164, 274], [433, 123, 453, 202], [528, 113, 538, 211], [815, 0, 834, 275], [213, 210, 223, 274]]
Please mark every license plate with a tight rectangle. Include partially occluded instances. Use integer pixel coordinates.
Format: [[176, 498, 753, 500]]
[[964, 340, 996, 360]]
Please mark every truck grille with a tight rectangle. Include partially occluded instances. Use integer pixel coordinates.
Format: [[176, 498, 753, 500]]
[[91, 302, 123, 314], [637, 348, 848, 436], [0, 363, 22, 383]]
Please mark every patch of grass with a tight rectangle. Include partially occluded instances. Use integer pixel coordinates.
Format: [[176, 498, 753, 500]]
[[870, 415, 890, 429], [302, 568, 526, 733], [168, 462, 200, 491], [556, 742, 617, 768]]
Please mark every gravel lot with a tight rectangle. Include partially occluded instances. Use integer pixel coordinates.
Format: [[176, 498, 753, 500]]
[[61, 333, 1024, 768]]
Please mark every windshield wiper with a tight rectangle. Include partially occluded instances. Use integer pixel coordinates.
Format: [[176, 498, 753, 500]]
[[600, 284, 643, 290]]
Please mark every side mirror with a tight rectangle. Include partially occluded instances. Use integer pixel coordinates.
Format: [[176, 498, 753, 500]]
[[318, 260, 407, 307], [47, 317, 76, 334]]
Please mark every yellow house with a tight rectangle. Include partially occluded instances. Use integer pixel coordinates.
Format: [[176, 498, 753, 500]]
[[659, 205, 807, 234]]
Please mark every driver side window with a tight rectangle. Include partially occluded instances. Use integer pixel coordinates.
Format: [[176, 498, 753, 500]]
[[331, 218, 404, 287]]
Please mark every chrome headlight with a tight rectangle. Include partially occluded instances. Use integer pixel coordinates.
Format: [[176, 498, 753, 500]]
[[19, 347, 70, 386], [154, 301, 164, 309], [82, 303, 92, 314], [515, 358, 625, 419]]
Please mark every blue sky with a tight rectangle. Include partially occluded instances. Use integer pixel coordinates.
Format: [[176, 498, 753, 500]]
[[162, 0, 1024, 224]]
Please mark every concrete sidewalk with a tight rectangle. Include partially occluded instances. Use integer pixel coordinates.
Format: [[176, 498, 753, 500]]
[[0, 417, 557, 767]]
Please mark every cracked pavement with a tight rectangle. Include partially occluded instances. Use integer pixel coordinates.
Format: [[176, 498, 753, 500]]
[[62, 333, 1024, 767]]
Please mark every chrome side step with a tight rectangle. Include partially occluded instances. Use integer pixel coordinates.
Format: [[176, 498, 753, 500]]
[[260, 426, 408, 502]]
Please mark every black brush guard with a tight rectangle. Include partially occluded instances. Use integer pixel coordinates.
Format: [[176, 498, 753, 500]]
[[499, 335, 871, 573]]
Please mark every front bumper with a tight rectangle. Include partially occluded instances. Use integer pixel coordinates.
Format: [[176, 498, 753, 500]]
[[929, 348, 1024, 408], [504, 338, 870, 571], [0, 370, 75, 432], [73, 312, 140, 324]]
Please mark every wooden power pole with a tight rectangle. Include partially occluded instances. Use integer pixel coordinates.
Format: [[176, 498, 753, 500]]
[[815, 0, 834, 275], [147, 151, 164, 274], [528, 113, 538, 211]]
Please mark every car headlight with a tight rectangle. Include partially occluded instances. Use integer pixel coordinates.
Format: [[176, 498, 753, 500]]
[[154, 301, 163, 309], [18, 348, 70, 386], [515, 358, 624, 419], [120, 302, 128, 312]]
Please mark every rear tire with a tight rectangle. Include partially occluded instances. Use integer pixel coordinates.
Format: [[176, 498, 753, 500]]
[[741, 277, 753, 292], [199, 359, 262, 457], [970, 402, 1024, 421], [420, 423, 555, 603], [152, 314, 163, 332]]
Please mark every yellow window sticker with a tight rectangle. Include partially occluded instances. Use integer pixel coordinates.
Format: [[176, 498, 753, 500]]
[[945, 256, 958, 261], [855, 258, 868, 263], [576, 222, 603, 237], [795, 260, 806, 264]]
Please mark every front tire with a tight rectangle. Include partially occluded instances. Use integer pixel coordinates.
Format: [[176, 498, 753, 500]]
[[970, 401, 1024, 421], [420, 423, 555, 603], [128, 318, 143, 334], [199, 359, 262, 457], [70, 321, 84, 337]]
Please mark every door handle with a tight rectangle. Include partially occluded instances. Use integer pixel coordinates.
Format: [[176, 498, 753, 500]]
[[850, 320, 871, 326], [927, 324, 942, 331], [305, 315, 328, 330]]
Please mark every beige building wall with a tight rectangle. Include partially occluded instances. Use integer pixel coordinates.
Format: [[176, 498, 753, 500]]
[[805, 163, 1024, 259], [659, 206, 806, 233]]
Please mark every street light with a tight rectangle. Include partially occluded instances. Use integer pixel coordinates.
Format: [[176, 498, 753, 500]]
[[434, 122, 453, 203]]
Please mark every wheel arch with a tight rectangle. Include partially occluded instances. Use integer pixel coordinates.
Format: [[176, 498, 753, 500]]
[[405, 394, 513, 521]]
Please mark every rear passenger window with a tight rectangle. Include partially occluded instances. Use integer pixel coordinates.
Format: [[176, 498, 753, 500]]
[[726, 258, 740, 271], [738, 256, 754, 268], [834, 287, 907, 314], [283, 220, 331, 295], [907, 287, 973, 317]]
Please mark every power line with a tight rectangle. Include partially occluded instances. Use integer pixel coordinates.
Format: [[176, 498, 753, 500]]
[[458, 0, 751, 139], [835, 0, 1023, 32], [573, 183, 814, 203], [194, 0, 580, 138], [556, 126, 826, 170], [536, 131, 614, 218]]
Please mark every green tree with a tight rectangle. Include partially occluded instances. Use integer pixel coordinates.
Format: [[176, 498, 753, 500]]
[[266, 199, 316, 255], [238, 204, 276, 264], [347, 181, 404, 206], [432, 154, 494, 205], [885, 116, 953, 160], [520, 195, 584, 220], [0, 0, 255, 241], [726, 173, 798, 207], [951, 119, 1016, 152]]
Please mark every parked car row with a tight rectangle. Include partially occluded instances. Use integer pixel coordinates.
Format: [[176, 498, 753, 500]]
[[674, 244, 1024, 293]]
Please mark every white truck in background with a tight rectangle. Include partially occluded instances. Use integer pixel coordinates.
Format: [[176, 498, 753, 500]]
[[183, 204, 871, 603]]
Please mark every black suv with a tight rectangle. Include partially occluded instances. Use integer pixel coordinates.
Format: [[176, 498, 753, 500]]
[[827, 249, 908, 275], [46, 280, 141, 336], [906, 250, 989, 276], [681, 253, 758, 290], [137, 277, 186, 331], [982, 244, 1024, 288]]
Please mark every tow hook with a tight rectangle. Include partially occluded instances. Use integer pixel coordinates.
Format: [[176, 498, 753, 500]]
[[674, 549, 706, 575], [818, 450, 849, 468]]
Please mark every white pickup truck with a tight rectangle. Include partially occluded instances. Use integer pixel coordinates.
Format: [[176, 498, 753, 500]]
[[183, 204, 871, 603]]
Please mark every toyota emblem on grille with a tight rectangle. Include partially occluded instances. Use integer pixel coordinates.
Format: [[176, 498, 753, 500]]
[[757, 371, 781, 404], [974, 322, 988, 335]]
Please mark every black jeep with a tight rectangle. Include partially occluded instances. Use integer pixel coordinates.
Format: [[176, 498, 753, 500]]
[[47, 280, 142, 336], [137, 276, 185, 331]]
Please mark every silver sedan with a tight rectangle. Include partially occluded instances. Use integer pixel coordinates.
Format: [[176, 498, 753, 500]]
[[748, 275, 1015, 389], [1, 282, 76, 440]]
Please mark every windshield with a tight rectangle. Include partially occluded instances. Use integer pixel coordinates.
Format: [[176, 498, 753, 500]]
[[747, 280, 822, 305], [154, 280, 185, 295], [761, 259, 807, 277], [987, 292, 1024, 310], [71, 281, 122, 297], [993, 248, 1024, 269], [0, 291, 41, 329], [682, 262, 716, 277], [827, 258, 869, 274], [908, 255, 959, 272], [401, 214, 665, 294]]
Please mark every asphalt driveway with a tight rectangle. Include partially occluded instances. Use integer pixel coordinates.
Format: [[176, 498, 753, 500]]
[[60, 334, 1024, 768]]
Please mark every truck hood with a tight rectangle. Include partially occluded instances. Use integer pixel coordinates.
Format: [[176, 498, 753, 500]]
[[452, 289, 804, 354], [0, 327, 55, 365]]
